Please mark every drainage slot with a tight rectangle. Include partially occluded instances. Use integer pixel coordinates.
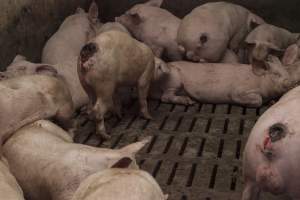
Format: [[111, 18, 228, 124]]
[[236, 140, 242, 159], [152, 160, 162, 178], [239, 119, 245, 135], [159, 116, 169, 130], [174, 116, 183, 131], [186, 163, 197, 187], [163, 136, 174, 154], [188, 117, 197, 132], [167, 162, 178, 185], [147, 135, 158, 153], [197, 138, 206, 157], [230, 166, 239, 191], [111, 134, 123, 149], [217, 139, 224, 158], [179, 137, 188, 156], [223, 119, 229, 134], [205, 118, 212, 133], [209, 165, 218, 189]]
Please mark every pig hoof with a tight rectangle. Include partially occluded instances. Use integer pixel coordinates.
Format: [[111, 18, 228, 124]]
[[141, 112, 153, 120]]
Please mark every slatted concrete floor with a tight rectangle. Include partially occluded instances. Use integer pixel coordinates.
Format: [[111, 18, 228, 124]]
[[75, 99, 290, 200]]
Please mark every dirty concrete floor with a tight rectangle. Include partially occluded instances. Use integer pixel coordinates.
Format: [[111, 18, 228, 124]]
[[75, 99, 291, 200]]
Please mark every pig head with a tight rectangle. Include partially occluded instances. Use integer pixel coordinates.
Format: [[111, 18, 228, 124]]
[[177, 2, 265, 63], [245, 24, 300, 73], [0, 73, 74, 154], [72, 169, 168, 200], [42, 1, 101, 65], [3, 120, 150, 200], [116, 0, 183, 61]]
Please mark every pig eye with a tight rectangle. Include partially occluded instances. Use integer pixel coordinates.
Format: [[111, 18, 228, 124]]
[[269, 123, 287, 143]]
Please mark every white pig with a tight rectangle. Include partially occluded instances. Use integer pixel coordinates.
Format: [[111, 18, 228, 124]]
[[0, 157, 24, 200], [177, 2, 265, 62], [42, 1, 101, 64], [152, 53, 300, 106], [72, 168, 168, 200], [78, 30, 155, 139], [242, 42, 300, 200], [0, 73, 74, 153], [116, 0, 183, 61], [3, 120, 150, 200], [245, 24, 299, 71], [41, 2, 101, 109]]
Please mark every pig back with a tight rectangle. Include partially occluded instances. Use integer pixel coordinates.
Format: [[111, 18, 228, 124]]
[[72, 169, 167, 200], [93, 31, 154, 84], [0, 157, 24, 200]]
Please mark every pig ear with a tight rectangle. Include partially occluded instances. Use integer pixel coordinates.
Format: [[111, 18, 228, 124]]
[[248, 14, 265, 31], [76, 7, 85, 14], [144, 0, 164, 7], [127, 10, 143, 24], [35, 65, 58, 76], [282, 44, 299, 65], [88, 1, 99, 23], [111, 157, 133, 168], [12, 55, 27, 63]]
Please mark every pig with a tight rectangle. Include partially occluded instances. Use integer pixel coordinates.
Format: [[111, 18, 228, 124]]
[[3, 120, 150, 200], [242, 43, 300, 200], [0, 157, 25, 200], [245, 24, 300, 73], [115, 0, 183, 61], [0, 73, 74, 153], [177, 2, 265, 63], [152, 52, 300, 106], [42, 1, 101, 64], [96, 22, 130, 35], [72, 168, 168, 200], [78, 30, 155, 139], [41, 2, 101, 109]]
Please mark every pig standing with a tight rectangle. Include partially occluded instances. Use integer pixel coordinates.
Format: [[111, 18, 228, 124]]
[[152, 52, 300, 106], [242, 43, 300, 200], [116, 0, 183, 61], [177, 2, 265, 62], [41, 2, 101, 109], [245, 24, 299, 73], [3, 120, 150, 200], [0, 157, 25, 200], [78, 30, 155, 139], [72, 168, 168, 200], [0, 73, 74, 152]]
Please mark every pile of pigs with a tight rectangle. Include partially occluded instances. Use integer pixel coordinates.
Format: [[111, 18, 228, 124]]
[[1, 0, 300, 199]]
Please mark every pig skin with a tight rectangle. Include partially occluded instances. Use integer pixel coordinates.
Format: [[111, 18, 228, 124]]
[[72, 168, 168, 200], [0, 74, 74, 153], [242, 85, 300, 200], [177, 1, 265, 62], [0, 157, 24, 200], [78, 30, 154, 139], [116, 0, 183, 61], [3, 120, 150, 200], [153, 56, 297, 106]]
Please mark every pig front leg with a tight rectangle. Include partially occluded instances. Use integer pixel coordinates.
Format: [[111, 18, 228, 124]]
[[242, 181, 261, 200], [231, 89, 263, 107], [161, 88, 195, 105]]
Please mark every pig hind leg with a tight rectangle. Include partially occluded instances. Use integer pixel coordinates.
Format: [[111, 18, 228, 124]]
[[137, 62, 153, 120], [242, 181, 261, 200]]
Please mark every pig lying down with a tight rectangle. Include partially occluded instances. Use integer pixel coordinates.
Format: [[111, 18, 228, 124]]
[[0, 72, 74, 152], [42, 1, 100, 65], [116, 0, 183, 61], [153, 48, 300, 107], [0, 157, 24, 200], [41, 2, 101, 109], [78, 30, 155, 139], [242, 42, 300, 200], [242, 85, 300, 200], [245, 24, 299, 72], [72, 168, 168, 200], [177, 1, 265, 62], [3, 120, 150, 200]]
